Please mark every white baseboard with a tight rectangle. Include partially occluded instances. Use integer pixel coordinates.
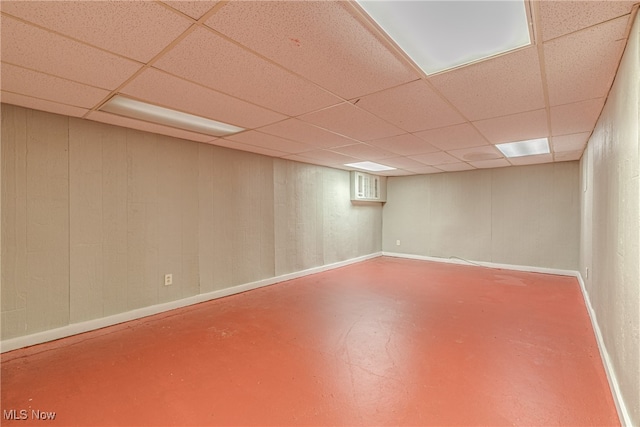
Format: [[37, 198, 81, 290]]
[[382, 251, 579, 276], [1, 252, 382, 353], [383, 251, 632, 426], [575, 274, 632, 427]]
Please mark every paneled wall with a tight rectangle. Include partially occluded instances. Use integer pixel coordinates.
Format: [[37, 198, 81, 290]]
[[580, 11, 639, 426], [273, 159, 382, 276], [382, 162, 580, 270], [1, 105, 382, 340], [2, 107, 70, 336]]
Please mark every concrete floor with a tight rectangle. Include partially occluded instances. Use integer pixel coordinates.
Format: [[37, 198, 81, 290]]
[[1, 257, 619, 426]]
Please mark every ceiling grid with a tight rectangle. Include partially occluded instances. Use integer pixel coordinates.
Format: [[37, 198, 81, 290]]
[[1, 0, 637, 176]]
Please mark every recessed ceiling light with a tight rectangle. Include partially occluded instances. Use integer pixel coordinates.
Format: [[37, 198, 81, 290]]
[[99, 95, 244, 137], [345, 161, 397, 172], [356, 0, 531, 75], [496, 138, 550, 158]]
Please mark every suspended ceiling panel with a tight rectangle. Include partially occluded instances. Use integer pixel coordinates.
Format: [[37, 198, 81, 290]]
[[258, 119, 358, 150], [414, 123, 489, 151], [162, 1, 220, 20], [447, 145, 504, 163], [121, 68, 285, 129], [552, 132, 591, 153], [355, 80, 466, 133], [329, 143, 396, 161], [214, 138, 288, 158], [225, 131, 317, 155], [205, 1, 418, 99], [544, 15, 628, 106], [538, 0, 635, 41], [429, 47, 546, 121], [411, 151, 461, 166], [0, 15, 141, 89], [300, 102, 404, 141], [154, 27, 343, 116], [436, 162, 476, 172], [367, 134, 440, 156], [0, 91, 88, 118], [284, 149, 359, 168], [473, 109, 549, 144], [0, 0, 637, 176], [470, 158, 512, 169], [0, 1, 192, 62], [1, 63, 110, 109], [550, 98, 606, 136], [554, 150, 584, 162]]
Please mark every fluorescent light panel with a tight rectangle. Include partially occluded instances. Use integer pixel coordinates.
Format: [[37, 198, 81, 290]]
[[100, 95, 244, 137], [356, 0, 531, 75], [345, 161, 396, 172], [496, 138, 550, 158]]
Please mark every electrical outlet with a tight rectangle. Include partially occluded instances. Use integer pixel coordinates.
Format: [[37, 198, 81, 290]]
[[396, 240, 401, 246], [164, 274, 173, 286], [586, 268, 589, 279]]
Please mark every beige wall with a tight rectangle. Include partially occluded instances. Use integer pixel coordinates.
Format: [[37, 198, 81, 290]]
[[382, 162, 580, 270], [580, 12, 639, 426], [274, 159, 381, 275], [1, 105, 382, 340]]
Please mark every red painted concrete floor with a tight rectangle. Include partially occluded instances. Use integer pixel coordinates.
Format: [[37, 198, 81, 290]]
[[1, 257, 619, 426]]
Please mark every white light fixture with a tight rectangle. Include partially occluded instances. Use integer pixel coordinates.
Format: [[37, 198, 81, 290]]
[[496, 138, 550, 158], [99, 95, 244, 137], [356, 0, 531, 75], [344, 161, 396, 172]]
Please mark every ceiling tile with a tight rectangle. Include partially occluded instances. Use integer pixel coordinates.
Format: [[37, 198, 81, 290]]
[[0, 15, 141, 90], [473, 109, 548, 144], [121, 68, 285, 129], [447, 145, 504, 162], [1, 91, 88, 118], [429, 47, 545, 121], [378, 156, 429, 170], [162, 1, 219, 20], [411, 151, 460, 166], [414, 123, 489, 150], [329, 143, 395, 160], [551, 132, 591, 153], [205, 1, 417, 99], [544, 16, 628, 106], [379, 169, 416, 177], [508, 154, 554, 166], [282, 154, 353, 171], [355, 80, 465, 132], [539, 1, 634, 42], [86, 111, 216, 143], [290, 149, 360, 166], [300, 103, 404, 141], [367, 133, 440, 156], [404, 165, 442, 175], [554, 150, 584, 162], [213, 139, 288, 158], [550, 98, 605, 136], [1, 63, 110, 109], [436, 163, 476, 172], [226, 131, 316, 155], [1, 1, 191, 62], [469, 158, 511, 169], [258, 119, 358, 149], [154, 27, 342, 116], [0, 0, 627, 175]]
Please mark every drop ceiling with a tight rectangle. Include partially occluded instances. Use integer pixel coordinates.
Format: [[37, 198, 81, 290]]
[[1, 0, 637, 176]]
